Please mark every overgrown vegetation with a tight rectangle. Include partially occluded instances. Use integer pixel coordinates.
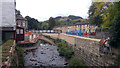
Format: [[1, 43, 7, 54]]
[[69, 56, 86, 67], [113, 54, 120, 66], [54, 38, 74, 59], [15, 46, 24, 68], [2, 40, 14, 66], [88, 2, 120, 48], [54, 38, 86, 67], [44, 35, 53, 40]]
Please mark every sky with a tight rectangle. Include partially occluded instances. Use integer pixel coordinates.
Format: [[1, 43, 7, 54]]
[[16, 0, 92, 21]]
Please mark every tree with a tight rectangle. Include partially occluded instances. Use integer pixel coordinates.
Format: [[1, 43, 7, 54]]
[[25, 16, 40, 30], [16, 9, 21, 15], [88, 3, 103, 27], [88, 2, 120, 48], [109, 2, 120, 48], [48, 17, 56, 29], [88, 2, 112, 27]]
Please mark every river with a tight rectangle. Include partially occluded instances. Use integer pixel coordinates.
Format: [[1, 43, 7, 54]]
[[24, 43, 67, 67]]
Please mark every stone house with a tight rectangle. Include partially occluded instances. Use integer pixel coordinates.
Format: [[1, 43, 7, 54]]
[[16, 14, 28, 31], [16, 12, 28, 41], [53, 22, 98, 35]]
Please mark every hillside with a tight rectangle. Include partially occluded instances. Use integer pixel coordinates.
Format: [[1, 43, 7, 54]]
[[53, 15, 85, 26], [25, 15, 85, 30]]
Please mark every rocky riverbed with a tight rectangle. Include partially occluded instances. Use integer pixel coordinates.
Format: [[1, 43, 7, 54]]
[[24, 43, 67, 67]]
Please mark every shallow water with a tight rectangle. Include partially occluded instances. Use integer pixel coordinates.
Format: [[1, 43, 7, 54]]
[[24, 43, 67, 67]]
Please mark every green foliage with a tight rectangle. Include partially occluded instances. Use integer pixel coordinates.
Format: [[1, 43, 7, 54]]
[[54, 38, 61, 43], [2, 40, 14, 52], [60, 47, 73, 58], [109, 2, 120, 48], [55, 39, 74, 59], [88, 2, 114, 27], [88, 3, 103, 27], [16, 9, 21, 15], [25, 15, 84, 30], [88, 2, 120, 48], [25, 16, 42, 30], [55, 15, 84, 26], [69, 56, 86, 67], [113, 54, 120, 66], [2, 40, 14, 66], [48, 17, 56, 29], [109, 16, 120, 48], [15, 46, 24, 68]]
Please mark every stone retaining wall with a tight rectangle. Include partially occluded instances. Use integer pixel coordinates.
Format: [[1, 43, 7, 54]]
[[42, 33, 114, 66], [6, 40, 17, 66]]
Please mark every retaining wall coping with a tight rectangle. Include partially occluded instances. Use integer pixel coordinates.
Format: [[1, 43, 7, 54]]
[[62, 33, 101, 42]]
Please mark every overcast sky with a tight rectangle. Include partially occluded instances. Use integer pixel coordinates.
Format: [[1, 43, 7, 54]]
[[16, 0, 92, 21]]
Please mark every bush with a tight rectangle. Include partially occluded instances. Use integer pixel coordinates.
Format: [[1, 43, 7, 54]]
[[113, 54, 120, 66], [69, 56, 86, 68], [15, 46, 24, 68], [54, 38, 61, 43], [109, 16, 120, 48], [57, 41, 74, 59]]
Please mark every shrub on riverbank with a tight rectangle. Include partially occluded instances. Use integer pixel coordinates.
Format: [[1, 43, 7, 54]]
[[59, 47, 73, 59], [15, 46, 24, 68], [54, 38, 74, 59], [113, 54, 120, 66], [54, 38, 61, 43], [69, 56, 86, 67], [44, 36, 86, 66], [44, 35, 54, 40]]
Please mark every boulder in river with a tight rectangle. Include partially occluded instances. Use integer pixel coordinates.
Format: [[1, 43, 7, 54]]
[[30, 58, 37, 61], [64, 62, 68, 66]]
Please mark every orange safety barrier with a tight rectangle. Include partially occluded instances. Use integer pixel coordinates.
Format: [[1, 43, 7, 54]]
[[29, 32, 31, 35]]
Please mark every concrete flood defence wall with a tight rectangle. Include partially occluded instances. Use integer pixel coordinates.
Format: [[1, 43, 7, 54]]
[[17, 39, 41, 51], [42, 33, 114, 66], [17, 36, 55, 51]]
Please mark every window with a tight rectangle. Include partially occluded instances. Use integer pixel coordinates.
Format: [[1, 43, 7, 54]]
[[83, 29, 85, 33], [93, 29, 95, 32], [18, 22, 21, 27], [80, 29, 81, 32], [89, 26, 91, 28], [87, 24, 89, 27], [17, 29, 19, 34], [20, 29, 23, 34], [89, 29, 91, 32], [83, 25, 85, 28], [80, 25, 81, 28], [93, 25, 95, 28], [23, 22, 25, 27]]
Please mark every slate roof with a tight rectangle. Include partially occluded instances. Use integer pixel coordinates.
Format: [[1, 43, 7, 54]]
[[16, 15, 27, 20], [54, 21, 89, 28]]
